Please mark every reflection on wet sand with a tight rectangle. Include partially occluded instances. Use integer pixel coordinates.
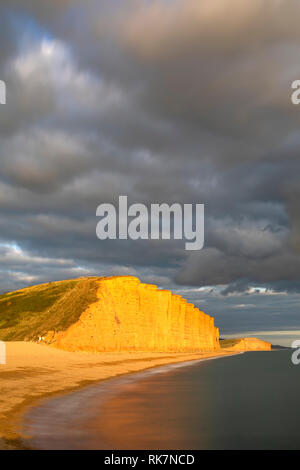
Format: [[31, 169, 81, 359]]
[[87, 374, 209, 449], [23, 358, 215, 449]]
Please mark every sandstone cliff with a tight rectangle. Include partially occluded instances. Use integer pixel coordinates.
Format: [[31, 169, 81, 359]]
[[220, 337, 271, 351], [53, 276, 220, 353]]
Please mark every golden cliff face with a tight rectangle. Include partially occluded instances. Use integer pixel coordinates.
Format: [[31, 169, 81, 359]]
[[221, 337, 271, 351], [54, 276, 220, 353]]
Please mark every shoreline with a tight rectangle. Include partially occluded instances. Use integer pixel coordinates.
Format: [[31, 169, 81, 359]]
[[0, 342, 240, 450], [22, 352, 243, 450]]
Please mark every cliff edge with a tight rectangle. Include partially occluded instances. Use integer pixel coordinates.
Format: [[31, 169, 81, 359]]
[[53, 276, 220, 353]]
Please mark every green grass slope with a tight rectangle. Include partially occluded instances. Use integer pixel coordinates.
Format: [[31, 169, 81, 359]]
[[0, 278, 99, 341], [220, 339, 240, 349]]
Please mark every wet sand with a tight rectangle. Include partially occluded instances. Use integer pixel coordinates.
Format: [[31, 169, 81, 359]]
[[0, 342, 237, 450]]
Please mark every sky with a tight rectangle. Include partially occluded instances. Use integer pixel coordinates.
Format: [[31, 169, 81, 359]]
[[0, 0, 300, 345]]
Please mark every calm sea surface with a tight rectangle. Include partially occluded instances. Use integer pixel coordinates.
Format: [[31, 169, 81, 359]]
[[24, 350, 300, 450]]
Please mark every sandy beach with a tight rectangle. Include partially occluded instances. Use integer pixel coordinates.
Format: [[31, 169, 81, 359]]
[[0, 342, 237, 450]]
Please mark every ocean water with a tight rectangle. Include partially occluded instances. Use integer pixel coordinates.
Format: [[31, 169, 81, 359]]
[[23, 350, 300, 450]]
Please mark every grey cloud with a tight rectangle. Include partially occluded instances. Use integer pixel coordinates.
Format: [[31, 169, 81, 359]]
[[0, 0, 300, 330], [283, 181, 300, 254], [0, 128, 98, 192], [176, 246, 300, 287], [119, 0, 300, 60]]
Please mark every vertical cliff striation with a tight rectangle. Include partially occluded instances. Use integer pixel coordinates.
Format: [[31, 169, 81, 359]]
[[55, 276, 220, 352]]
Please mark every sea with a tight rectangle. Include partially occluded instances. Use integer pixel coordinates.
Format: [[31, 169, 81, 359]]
[[23, 350, 300, 450]]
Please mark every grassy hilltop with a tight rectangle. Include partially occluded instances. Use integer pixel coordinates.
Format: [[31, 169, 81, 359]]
[[0, 278, 99, 341]]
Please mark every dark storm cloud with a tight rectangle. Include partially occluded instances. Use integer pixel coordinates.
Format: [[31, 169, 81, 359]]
[[0, 0, 300, 321], [110, 0, 300, 146], [176, 247, 300, 286]]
